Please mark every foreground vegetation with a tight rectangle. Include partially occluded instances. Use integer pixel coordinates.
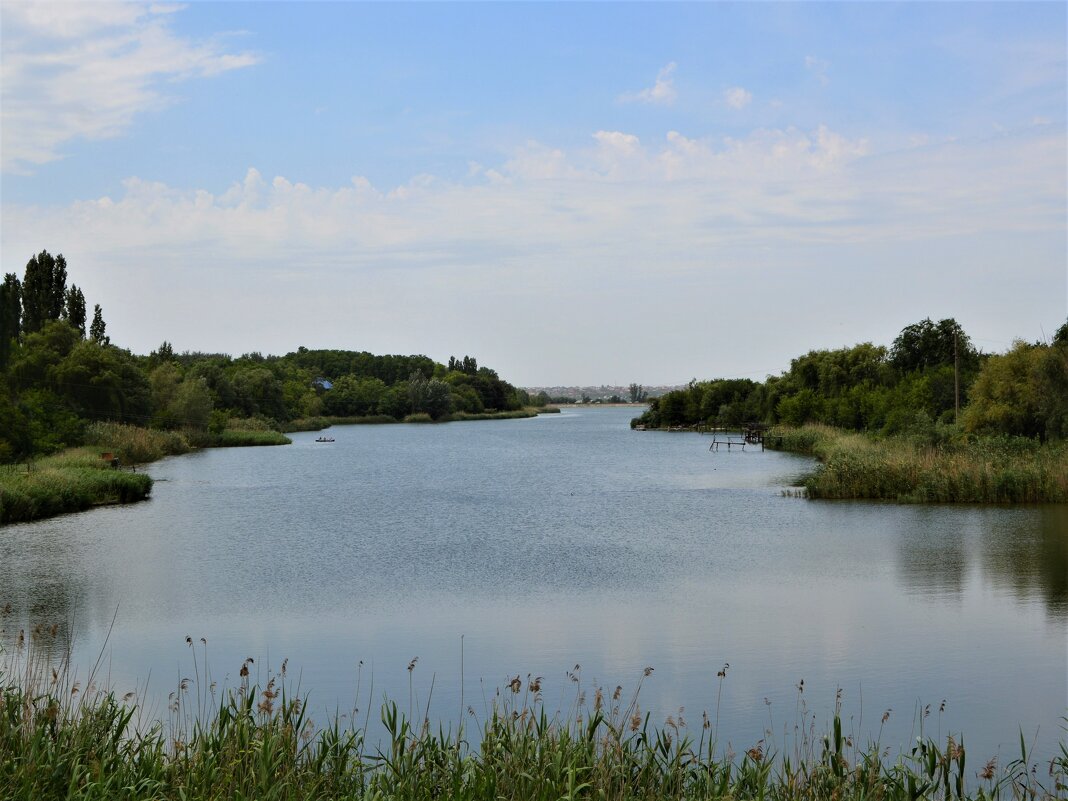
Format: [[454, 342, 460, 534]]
[[1, 639, 1064, 801], [769, 425, 1068, 503]]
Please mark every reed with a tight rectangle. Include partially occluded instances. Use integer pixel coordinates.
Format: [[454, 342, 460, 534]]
[[448, 409, 541, 422], [0, 448, 152, 524], [84, 421, 192, 464], [213, 429, 292, 447], [769, 425, 1068, 503], [0, 636, 1064, 801]]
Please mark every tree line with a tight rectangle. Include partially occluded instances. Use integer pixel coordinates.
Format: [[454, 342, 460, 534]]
[[0, 251, 540, 462], [634, 317, 1068, 442]]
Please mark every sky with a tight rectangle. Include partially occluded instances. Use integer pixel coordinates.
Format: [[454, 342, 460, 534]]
[[1, 2, 1065, 386]]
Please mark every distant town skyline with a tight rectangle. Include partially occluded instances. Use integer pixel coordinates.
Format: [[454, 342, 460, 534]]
[[2, 2, 1065, 385]]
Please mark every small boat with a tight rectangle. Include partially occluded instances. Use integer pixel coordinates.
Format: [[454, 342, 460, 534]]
[[315, 437, 335, 443]]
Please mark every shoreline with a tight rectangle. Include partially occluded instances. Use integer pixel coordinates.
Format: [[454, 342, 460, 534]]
[[1, 408, 560, 526], [632, 421, 1068, 504]]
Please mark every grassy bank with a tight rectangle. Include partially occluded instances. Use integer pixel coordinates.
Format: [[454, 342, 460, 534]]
[[2, 422, 291, 525], [0, 449, 153, 524], [769, 424, 1068, 503], [0, 644, 1063, 801]]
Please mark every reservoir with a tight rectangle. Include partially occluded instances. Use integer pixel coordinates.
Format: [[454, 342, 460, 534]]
[[1, 406, 1065, 759]]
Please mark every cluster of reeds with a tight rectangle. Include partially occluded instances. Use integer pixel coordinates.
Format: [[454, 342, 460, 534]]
[[0, 448, 153, 524], [1, 633, 1064, 800], [84, 421, 192, 464], [448, 409, 540, 422], [212, 429, 292, 447], [769, 425, 1068, 503]]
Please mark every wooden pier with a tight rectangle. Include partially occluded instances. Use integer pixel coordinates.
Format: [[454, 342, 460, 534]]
[[707, 423, 783, 452]]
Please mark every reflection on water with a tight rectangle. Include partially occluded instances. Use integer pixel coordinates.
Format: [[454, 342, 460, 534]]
[[0, 407, 1065, 762], [894, 505, 1068, 615]]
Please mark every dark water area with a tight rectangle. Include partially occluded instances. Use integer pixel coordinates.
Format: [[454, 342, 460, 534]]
[[1, 407, 1065, 759]]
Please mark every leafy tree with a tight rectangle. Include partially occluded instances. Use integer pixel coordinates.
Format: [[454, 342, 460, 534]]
[[149, 362, 183, 427], [964, 340, 1068, 440], [424, 378, 452, 419], [1054, 318, 1068, 346], [89, 304, 108, 344], [890, 318, 976, 373], [63, 285, 87, 335], [52, 340, 151, 423], [169, 377, 213, 431], [21, 250, 68, 334]]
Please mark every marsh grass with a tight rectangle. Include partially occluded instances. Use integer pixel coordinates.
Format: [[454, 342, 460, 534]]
[[0, 448, 153, 524], [84, 422, 192, 464], [769, 424, 1068, 503], [1, 635, 1064, 801], [447, 408, 540, 422], [213, 429, 292, 447]]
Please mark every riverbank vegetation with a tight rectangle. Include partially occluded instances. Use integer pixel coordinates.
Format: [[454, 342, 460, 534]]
[[0, 251, 544, 466], [0, 250, 550, 522], [0, 449, 153, 524], [1, 640, 1063, 801], [772, 424, 1068, 503], [633, 317, 1068, 502]]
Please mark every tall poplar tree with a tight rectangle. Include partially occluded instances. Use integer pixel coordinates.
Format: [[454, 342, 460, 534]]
[[0, 273, 22, 369], [89, 304, 109, 345], [64, 284, 87, 335], [21, 250, 68, 334]]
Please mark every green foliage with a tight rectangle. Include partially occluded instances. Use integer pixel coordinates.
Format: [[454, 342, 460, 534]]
[[88, 303, 108, 345], [0, 250, 540, 465], [890, 317, 977, 373], [0, 274, 21, 370], [633, 317, 1064, 444], [964, 340, 1068, 441], [63, 284, 86, 334]]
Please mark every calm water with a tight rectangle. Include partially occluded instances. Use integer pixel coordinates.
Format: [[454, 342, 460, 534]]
[[2, 407, 1066, 759]]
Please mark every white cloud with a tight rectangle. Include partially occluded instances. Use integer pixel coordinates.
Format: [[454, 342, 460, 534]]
[[724, 87, 752, 109], [805, 55, 830, 86], [2, 125, 1062, 382], [619, 62, 677, 105], [0, 1, 260, 172]]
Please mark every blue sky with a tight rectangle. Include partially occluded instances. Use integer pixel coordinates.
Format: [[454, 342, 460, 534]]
[[2, 2, 1065, 384]]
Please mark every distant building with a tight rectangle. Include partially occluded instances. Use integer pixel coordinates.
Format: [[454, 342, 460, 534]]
[[313, 377, 333, 391]]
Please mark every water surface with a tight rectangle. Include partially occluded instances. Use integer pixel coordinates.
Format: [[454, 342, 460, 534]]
[[1, 407, 1065, 759]]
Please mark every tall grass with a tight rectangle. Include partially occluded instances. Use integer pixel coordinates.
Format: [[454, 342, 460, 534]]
[[0, 448, 152, 524], [0, 636, 1064, 800], [213, 429, 292, 447], [84, 421, 192, 464], [770, 424, 1068, 503]]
